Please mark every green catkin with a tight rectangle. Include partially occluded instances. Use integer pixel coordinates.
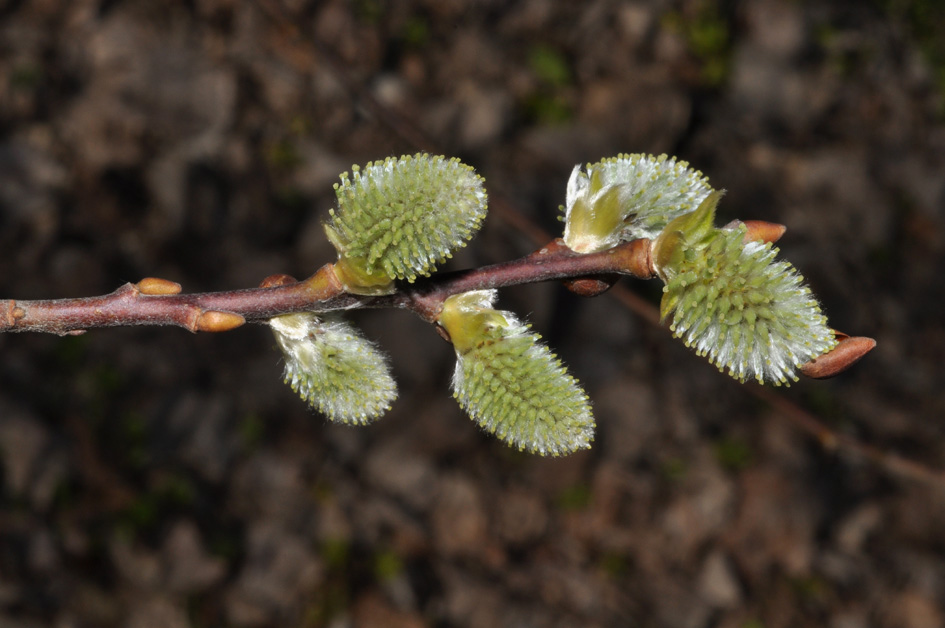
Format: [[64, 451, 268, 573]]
[[438, 291, 594, 456], [654, 196, 837, 385], [270, 313, 397, 424], [324, 154, 488, 286], [562, 153, 713, 253]]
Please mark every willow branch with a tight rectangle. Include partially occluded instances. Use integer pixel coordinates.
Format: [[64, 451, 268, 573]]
[[1, 236, 871, 379], [1, 238, 653, 336]]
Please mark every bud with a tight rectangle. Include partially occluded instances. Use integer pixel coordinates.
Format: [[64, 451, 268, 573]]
[[801, 334, 875, 379], [438, 291, 594, 456], [324, 153, 488, 293], [653, 195, 838, 385], [195, 310, 245, 332], [562, 153, 712, 253], [270, 313, 397, 424], [136, 277, 182, 295]]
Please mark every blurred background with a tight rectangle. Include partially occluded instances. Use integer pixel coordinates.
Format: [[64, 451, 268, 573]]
[[1, 1, 944, 627]]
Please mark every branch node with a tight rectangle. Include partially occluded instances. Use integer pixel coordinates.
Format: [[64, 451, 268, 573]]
[[624, 238, 654, 279], [302, 264, 346, 298], [4, 300, 23, 328], [137, 277, 183, 295], [195, 310, 246, 333]]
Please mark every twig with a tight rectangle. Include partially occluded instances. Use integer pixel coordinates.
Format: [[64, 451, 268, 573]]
[[1, 240, 654, 335]]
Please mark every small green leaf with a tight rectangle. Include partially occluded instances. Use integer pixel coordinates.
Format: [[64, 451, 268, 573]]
[[324, 153, 488, 291], [656, 190, 723, 255], [270, 313, 397, 424], [562, 153, 713, 253], [438, 290, 594, 456]]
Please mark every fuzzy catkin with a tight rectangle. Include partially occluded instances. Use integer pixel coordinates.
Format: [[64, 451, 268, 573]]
[[660, 224, 837, 385], [325, 153, 488, 282], [563, 153, 712, 253], [270, 313, 397, 424], [440, 291, 594, 456]]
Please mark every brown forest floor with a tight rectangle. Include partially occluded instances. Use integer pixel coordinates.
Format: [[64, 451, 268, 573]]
[[2, 1, 945, 627]]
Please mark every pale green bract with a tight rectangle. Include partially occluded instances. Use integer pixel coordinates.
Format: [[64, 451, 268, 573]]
[[440, 291, 594, 456], [324, 153, 488, 283], [654, 196, 837, 385], [563, 153, 712, 253], [270, 313, 397, 424]]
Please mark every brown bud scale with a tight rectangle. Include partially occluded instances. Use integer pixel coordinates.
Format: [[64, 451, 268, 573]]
[[801, 335, 876, 379], [742, 220, 787, 244], [563, 275, 618, 297], [195, 310, 246, 332], [137, 277, 182, 295]]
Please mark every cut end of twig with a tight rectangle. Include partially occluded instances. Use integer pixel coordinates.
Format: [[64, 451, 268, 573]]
[[801, 334, 876, 379], [195, 310, 246, 333], [136, 277, 182, 295], [259, 274, 298, 288]]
